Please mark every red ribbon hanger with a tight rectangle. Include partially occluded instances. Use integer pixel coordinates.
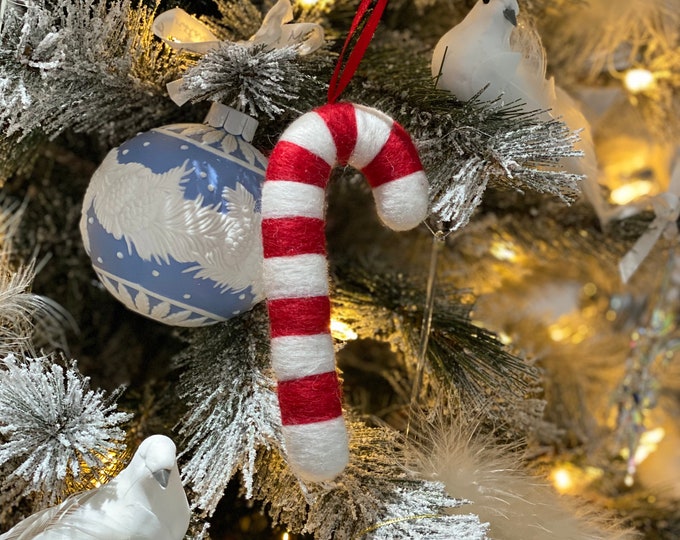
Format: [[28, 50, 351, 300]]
[[327, 0, 389, 104]]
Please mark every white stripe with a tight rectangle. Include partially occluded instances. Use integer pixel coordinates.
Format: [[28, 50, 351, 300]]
[[271, 333, 335, 380], [263, 254, 329, 299], [282, 417, 349, 482], [280, 111, 337, 165], [373, 171, 429, 231], [348, 104, 393, 170], [261, 181, 326, 220]]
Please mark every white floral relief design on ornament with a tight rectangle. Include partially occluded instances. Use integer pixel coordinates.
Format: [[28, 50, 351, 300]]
[[82, 151, 263, 296]]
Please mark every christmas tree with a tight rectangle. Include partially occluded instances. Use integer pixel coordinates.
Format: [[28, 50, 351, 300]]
[[1, 0, 679, 537]]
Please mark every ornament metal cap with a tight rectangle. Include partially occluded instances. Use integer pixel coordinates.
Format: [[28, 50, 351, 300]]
[[205, 102, 258, 142]]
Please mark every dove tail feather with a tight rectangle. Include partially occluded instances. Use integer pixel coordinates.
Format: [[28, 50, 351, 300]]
[[0, 491, 96, 539]]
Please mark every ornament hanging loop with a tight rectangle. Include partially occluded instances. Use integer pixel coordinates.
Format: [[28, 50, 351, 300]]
[[327, 0, 389, 103]]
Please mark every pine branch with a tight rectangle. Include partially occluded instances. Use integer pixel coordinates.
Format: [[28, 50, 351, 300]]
[[0, 0, 183, 147], [0, 353, 131, 514], [253, 422, 487, 540], [173, 304, 280, 520], [0, 197, 74, 357], [331, 259, 539, 415], [179, 42, 332, 119]]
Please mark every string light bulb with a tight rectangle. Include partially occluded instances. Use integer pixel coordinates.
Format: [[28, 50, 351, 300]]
[[551, 467, 574, 493], [610, 180, 655, 205], [624, 68, 655, 94], [330, 319, 358, 341]]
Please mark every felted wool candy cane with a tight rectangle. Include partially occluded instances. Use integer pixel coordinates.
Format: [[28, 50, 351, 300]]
[[262, 102, 429, 482]]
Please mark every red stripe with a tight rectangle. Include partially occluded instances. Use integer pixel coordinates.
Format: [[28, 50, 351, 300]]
[[262, 217, 326, 258], [278, 371, 343, 425], [314, 103, 357, 166], [267, 296, 331, 337], [361, 122, 424, 188], [266, 141, 332, 188]]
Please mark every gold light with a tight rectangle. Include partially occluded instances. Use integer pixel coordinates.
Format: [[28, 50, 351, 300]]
[[634, 427, 665, 465], [551, 467, 574, 493], [610, 180, 655, 205], [282, 532, 291, 540], [330, 319, 358, 341], [624, 68, 655, 94], [550, 464, 603, 494], [548, 324, 570, 342], [489, 239, 518, 262]]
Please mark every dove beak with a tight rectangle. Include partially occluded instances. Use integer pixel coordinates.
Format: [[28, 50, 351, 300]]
[[152, 468, 171, 489], [503, 8, 517, 26]]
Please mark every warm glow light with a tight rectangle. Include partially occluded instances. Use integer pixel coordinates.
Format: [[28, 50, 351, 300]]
[[552, 467, 574, 493], [624, 68, 655, 94], [490, 240, 518, 262], [548, 324, 570, 342], [634, 427, 665, 465], [330, 319, 358, 341], [610, 180, 654, 205], [282, 533, 290, 540], [498, 331, 513, 345], [298, 0, 320, 7]]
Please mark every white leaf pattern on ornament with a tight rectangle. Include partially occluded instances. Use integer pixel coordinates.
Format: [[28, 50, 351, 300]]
[[180, 125, 213, 138], [151, 302, 172, 319], [167, 311, 191, 324], [86, 152, 262, 294], [238, 138, 257, 166], [183, 183, 263, 296], [220, 134, 238, 155], [135, 291, 150, 314], [116, 282, 136, 310], [201, 128, 226, 145]]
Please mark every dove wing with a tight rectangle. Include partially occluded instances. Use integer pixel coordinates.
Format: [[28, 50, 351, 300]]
[[0, 490, 99, 539], [469, 51, 548, 111]]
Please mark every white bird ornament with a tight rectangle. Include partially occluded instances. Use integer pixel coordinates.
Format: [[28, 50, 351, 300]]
[[432, 0, 602, 212], [0, 435, 191, 540]]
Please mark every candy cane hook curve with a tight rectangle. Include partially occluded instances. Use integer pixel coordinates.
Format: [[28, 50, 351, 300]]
[[261, 102, 429, 482]]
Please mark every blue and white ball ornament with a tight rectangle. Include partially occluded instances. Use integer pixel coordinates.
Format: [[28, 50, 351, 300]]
[[80, 103, 266, 326]]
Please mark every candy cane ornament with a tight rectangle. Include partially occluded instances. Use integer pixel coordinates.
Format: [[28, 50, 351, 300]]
[[262, 102, 429, 482]]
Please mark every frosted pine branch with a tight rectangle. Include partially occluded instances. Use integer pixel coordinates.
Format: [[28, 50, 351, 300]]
[[0, 0, 182, 145], [173, 305, 279, 519], [179, 42, 330, 119], [253, 422, 487, 539], [0, 197, 73, 356], [0, 354, 131, 513], [416, 99, 582, 231]]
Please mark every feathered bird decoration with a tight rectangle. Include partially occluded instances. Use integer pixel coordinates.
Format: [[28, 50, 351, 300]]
[[0, 435, 190, 540], [432, 0, 607, 219]]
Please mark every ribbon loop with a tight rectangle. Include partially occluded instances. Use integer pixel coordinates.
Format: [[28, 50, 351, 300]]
[[152, 8, 221, 54], [250, 0, 325, 54], [327, 0, 389, 104]]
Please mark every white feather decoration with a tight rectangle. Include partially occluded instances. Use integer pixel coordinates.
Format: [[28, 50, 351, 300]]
[[413, 418, 636, 540]]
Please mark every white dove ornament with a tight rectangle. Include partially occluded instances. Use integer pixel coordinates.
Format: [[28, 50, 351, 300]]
[[0, 435, 190, 540], [432, 0, 604, 218], [431, 0, 536, 106]]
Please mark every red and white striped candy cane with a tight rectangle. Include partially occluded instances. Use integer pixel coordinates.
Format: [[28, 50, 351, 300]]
[[262, 102, 429, 482]]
